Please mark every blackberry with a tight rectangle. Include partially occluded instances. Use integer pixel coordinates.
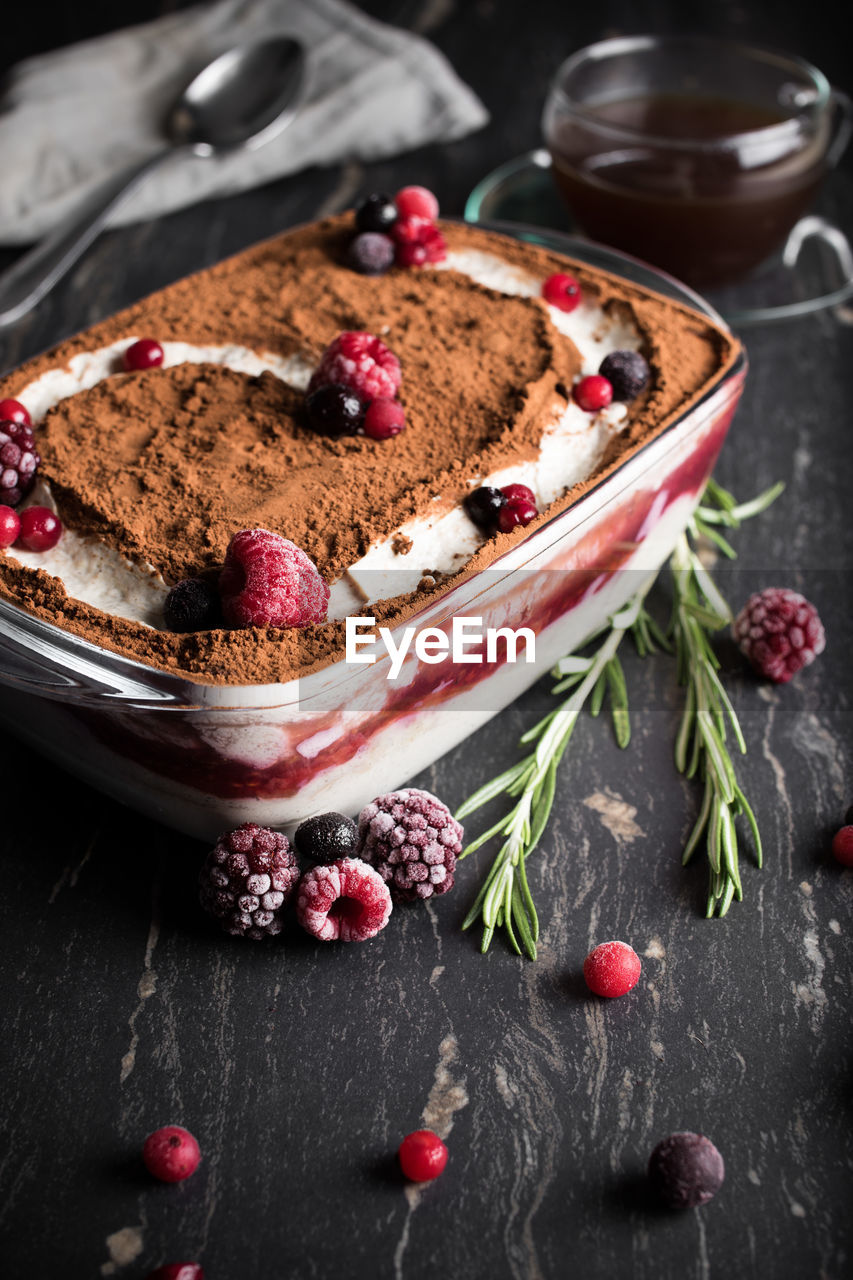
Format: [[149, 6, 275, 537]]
[[305, 383, 367, 437], [355, 192, 398, 234], [347, 232, 395, 276], [357, 787, 463, 903], [598, 350, 650, 401], [294, 812, 359, 865], [199, 823, 300, 939], [0, 420, 39, 507], [464, 486, 506, 533], [648, 1132, 725, 1208], [164, 577, 221, 632]]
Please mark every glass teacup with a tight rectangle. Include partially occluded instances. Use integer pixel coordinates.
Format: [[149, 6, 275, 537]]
[[541, 35, 851, 288]]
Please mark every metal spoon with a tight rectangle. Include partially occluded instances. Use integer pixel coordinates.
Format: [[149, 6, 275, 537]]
[[0, 36, 307, 328]]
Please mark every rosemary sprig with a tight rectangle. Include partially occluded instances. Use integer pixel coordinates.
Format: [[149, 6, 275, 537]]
[[457, 582, 656, 959]]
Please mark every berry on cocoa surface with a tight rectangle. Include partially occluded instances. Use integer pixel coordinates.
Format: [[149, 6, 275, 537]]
[[219, 528, 329, 629], [0, 420, 40, 507], [309, 332, 401, 402], [542, 272, 582, 313], [163, 578, 221, 633], [599, 349, 650, 401], [16, 506, 62, 552], [123, 338, 165, 371], [0, 505, 20, 548], [346, 231, 395, 276], [572, 375, 613, 413]]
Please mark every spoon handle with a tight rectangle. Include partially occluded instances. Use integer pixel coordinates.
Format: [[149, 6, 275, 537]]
[[0, 151, 169, 328]]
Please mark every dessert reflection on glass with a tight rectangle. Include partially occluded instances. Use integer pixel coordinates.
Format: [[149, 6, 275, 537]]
[[542, 35, 849, 288], [0, 203, 745, 838]]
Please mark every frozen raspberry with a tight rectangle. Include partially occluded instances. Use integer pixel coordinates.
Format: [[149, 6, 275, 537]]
[[398, 1129, 448, 1181], [395, 185, 440, 221], [363, 398, 406, 440], [0, 505, 20, 548], [220, 528, 329, 629], [395, 241, 428, 268], [355, 192, 398, 233], [542, 272, 582, 312], [346, 231, 395, 276], [831, 825, 853, 867], [417, 226, 447, 264], [464, 485, 506, 532], [123, 338, 165, 371], [599, 349, 650, 400], [648, 1133, 725, 1208], [199, 822, 300, 939], [309, 332, 401, 402], [0, 420, 40, 507], [733, 587, 825, 683], [16, 506, 62, 552], [573, 375, 613, 413], [583, 940, 641, 997], [294, 812, 359, 865], [296, 857, 392, 942], [305, 383, 367, 437], [146, 1265, 204, 1280], [357, 788, 463, 903], [0, 398, 31, 427], [497, 497, 538, 533], [391, 214, 433, 245], [142, 1126, 201, 1183], [164, 577, 221, 632], [396, 224, 446, 267]]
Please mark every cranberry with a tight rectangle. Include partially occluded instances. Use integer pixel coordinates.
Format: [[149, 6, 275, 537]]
[[831, 825, 853, 867], [145, 1267, 204, 1280], [16, 506, 62, 552], [583, 940, 641, 997], [542, 272, 582, 313], [0, 398, 31, 427], [497, 498, 538, 532], [395, 241, 428, 268], [123, 339, 165, 371], [573, 375, 613, 413], [394, 185, 439, 221], [363, 398, 406, 440], [0, 505, 20, 549], [501, 482, 536, 506], [142, 1125, 201, 1183], [398, 1129, 448, 1181]]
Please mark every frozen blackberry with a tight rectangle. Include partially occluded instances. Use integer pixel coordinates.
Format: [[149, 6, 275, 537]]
[[464, 485, 506, 532], [648, 1132, 725, 1208], [294, 812, 359, 865], [0, 420, 40, 507], [305, 383, 367, 437], [357, 787, 463, 903], [355, 192, 398, 233], [347, 232, 395, 276], [598, 350, 650, 401], [164, 577, 221, 633], [199, 823, 300, 939]]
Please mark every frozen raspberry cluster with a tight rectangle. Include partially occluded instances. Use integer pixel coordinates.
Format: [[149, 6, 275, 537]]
[[357, 788, 463, 903], [305, 332, 407, 441]]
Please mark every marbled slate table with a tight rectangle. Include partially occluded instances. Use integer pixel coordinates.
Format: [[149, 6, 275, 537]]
[[1, 3, 851, 1278]]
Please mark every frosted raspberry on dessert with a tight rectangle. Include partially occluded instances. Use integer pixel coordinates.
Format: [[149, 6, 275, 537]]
[[296, 857, 392, 942], [0, 420, 39, 507], [219, 529, 329, 629], [0, 507, 20, 549], [308, 332, 401, 401]]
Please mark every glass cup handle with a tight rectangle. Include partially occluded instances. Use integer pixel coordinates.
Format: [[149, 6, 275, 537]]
[[827, 88, 852, 168]]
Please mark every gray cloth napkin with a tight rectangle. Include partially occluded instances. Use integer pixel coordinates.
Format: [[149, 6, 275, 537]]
[[0, 0, 488, 245]]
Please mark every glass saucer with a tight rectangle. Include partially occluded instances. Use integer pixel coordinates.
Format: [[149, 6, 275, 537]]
[[464, 151, 853, 328]]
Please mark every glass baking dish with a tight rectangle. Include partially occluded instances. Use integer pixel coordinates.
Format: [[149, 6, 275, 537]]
[[0, 225, 747, 838]]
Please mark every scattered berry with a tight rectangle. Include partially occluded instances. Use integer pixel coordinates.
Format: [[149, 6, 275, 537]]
[[0, 420, 40, 507], [357, 788, 463, 903], [391, 214, 433, 245], [305, 383, 367, 437], [346, 231, 395, 276], [199, 823, 300, 939], [398, 1129, 448, 1181], [648, 1132, 725, 1208], [395, 241, 428, 268], [123, 338, 165, 371], [163, 578, 221, 633], [0, 505, 20, 549], [16, 506, 62, 552], [733, 588, 825, 684], [309, 332, 401, 402], [219, 528, 329, 629], [294, 812, 359, 865], [500, 482, 536, 506], [0, 398, 31, 427], [831, 825, 853, 867], [464, 485, 506, 532], [395, 185, 440, 221], [355, 192, 398, 234], [497, 497, 538, 533], [599, 349, 650, 400], [392, 218, 447, 266], [145, 1266, 204, 1280], [542, 272, 582, 312], [363, 397, 406, 440], [573, 374, 613, 413], [142, 1126, 201, 1183], [583, 940, 641, 998], [296, 857, 392, 942]]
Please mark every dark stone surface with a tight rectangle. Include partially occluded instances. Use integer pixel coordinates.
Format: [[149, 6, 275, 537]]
[[0, 3, 851, 1278]]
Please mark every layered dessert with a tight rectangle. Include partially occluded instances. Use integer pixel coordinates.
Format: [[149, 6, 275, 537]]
[[0, 209, 744, 835]]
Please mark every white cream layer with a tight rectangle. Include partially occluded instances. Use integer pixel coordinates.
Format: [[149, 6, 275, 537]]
[[5, 250, 641, 627]]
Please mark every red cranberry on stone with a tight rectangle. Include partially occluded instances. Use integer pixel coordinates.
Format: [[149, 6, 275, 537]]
[[142, 1125, 201, 1183], [16, 507, 62, 552], [145, 1266, 204, 1280], [583, 940, 642, 997], [398, 1129, 448, 1181]]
